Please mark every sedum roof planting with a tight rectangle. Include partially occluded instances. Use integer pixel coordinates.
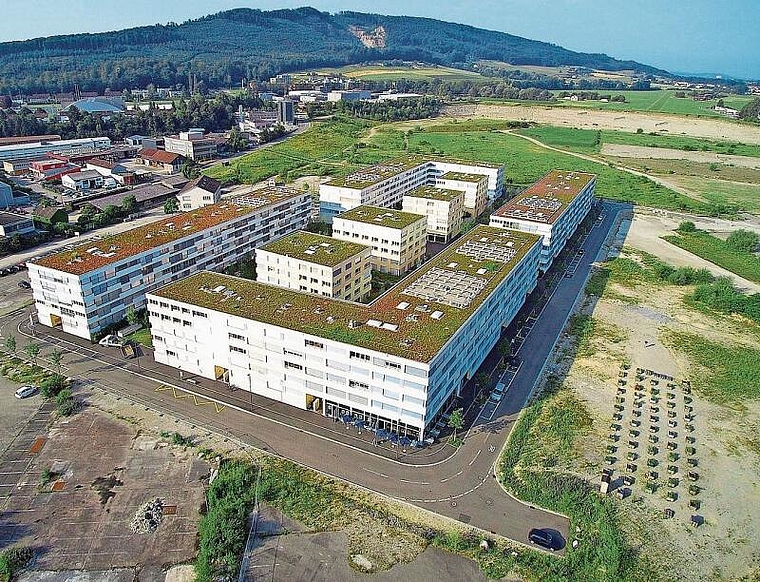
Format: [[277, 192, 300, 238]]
[[492, 170, 595, 225], [404, 185, 464, 203], [439, 172, 487, 183], [260, 231, 369, 267], [335, 205, 425, 230], [34, 187, 305, 276], [152, 225, 540, 362]]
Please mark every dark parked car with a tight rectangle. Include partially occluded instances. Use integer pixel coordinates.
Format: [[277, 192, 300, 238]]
[[0, 269, 9, 277], [528, 528, 556, 551], [17, 280, 31, 289]]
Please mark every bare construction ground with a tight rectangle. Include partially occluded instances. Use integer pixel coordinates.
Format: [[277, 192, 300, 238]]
[[601, 143, 760, 169], [545, 216, 760, 580], [443, 104, 760, 144]]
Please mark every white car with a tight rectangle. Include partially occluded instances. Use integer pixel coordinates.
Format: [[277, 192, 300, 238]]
[[15, 385, 36, 399], [98, 334, 122, 347]]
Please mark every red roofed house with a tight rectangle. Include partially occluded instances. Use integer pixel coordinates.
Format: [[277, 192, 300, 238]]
[[137, 149, 185, 174]]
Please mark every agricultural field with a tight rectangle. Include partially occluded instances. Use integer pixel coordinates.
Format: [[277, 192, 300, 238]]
[[306, 63, 484, 81], [545, 90, 754, 118]]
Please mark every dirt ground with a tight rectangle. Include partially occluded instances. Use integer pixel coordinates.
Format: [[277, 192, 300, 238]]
[[442, 104, 760, 144], [624, 211, 760, 294], [549, 219, 760, 580], [600, 143, 760, 169]]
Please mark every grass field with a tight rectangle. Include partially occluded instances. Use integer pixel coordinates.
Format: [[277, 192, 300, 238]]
[[662, 230, 760, 283], [546, 90, 754, 118], [607, 157, 760, 184], [517, 126, 760, 158], [669, 177, 760, 214], [308, 64, 483, 81]]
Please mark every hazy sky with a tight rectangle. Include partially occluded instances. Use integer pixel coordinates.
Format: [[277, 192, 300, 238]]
[[2, 0, 759, 79]]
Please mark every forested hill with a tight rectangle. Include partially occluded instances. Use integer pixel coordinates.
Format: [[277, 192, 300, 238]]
[[0, 7, 667, 94]]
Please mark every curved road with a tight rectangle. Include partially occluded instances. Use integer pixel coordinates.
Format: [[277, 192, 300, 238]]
[[1, 202, 624, 549]]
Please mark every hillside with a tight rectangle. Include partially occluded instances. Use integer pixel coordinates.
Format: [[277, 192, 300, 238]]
[[0, 7, 668, 95]]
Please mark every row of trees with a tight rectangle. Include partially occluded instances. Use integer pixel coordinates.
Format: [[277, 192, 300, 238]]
[[0, 91, 264, 141], [305, 97, 442, 122]]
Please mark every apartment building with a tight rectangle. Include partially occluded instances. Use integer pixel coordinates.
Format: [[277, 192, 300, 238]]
[[28, 187, 310, 340], [318, 155, 504, 223], [177, 176, 222, 211], [164, 129, 217, 161], [332, 205, 427, 276], [490, 170, 595, 272], [435, 172, 488, 218], [402, 186, 465, 243], [257, 231, 372, 301], [147, 226, 541, 439]]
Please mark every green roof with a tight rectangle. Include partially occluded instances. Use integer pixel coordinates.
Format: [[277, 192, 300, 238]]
[[327, 155, 502, 189], [439, 172, 487, 183], [405, 185, 464, 202], [335, 205, 425, 230], [152, 225, 541, 362], [260, 231, 369, 267]]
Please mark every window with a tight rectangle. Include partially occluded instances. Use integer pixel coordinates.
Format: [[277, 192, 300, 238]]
[[166, 350, 177, 357], [350, 351, 370, 361], [192, 310, 208, 318], [230, 345, 247, 354], [305, 339, 324, 349], [349, 379, 369, 390], [229, 332, 245, 341], [283, 349, 303, 358], [284, 361, 303, 371]]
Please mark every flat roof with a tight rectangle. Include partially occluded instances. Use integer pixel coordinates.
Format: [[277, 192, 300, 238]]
[[34, 188, 304, 276], [65, 170, 102, 181], [327, 155, 502, 189], [492, 170, 596, 225], [152, 225, 541, 362], [260, 231, 369, 267], [404, 185, 464, 202], [335, 205, 425, 230], [0, 211, 31, 226], [439, 172, 487, 183]]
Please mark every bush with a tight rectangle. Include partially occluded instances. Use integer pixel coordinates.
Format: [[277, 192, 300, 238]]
[[691, 278, 760, 325], [677, 221, 696, 233], [40, 374, 66, 398], [55, 389, 78, 417], [725, 229, 759, 253], [0, 546, 33, 579]]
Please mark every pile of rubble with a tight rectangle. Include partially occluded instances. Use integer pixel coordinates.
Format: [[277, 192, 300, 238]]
[[130, 498, 164, 534]]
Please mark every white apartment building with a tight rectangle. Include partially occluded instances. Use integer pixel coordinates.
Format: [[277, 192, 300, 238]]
[[257, 231, 372, 301], [435, 172, 488, 218], [319, 156, 503, 223], [332, 205, 427, 276], [147, 226, 542, 439], [28, 187, 310, 340], [164, 129, 217, 161], [490, 170, 596, 272], [402, 186, 464, 243], [0, 137, 111, 162], [177, 176, 222, 211]]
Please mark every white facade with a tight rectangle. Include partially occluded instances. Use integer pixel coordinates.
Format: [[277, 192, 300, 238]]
[[147, 227, 542, 438], [256, 234, 372, 301], [402, 188, 464, 243], [61, 170, 104, 191], [29, 190, 310, 340], [0, 137, 111, 162], [332, 207, 427, 276], [319, 157, 503, 223], [436, 173, 488, 218], [490, 171, 595, 271], [177, 177, 222, 211]]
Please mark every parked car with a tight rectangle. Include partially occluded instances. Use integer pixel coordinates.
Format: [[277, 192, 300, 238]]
[[528, 528, 557, 551], [14, 385, 37, 399], [98, 334, 123, 348], [0, 269, 9, 277], [17, 280, 31, 289]]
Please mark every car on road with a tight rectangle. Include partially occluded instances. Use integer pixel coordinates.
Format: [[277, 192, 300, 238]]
[[14, 385, 37, 399], [17, 280, 31, 289], [98, 334, 123, 347], [578, 249, 585, 256], [528, 528, 557, 551]]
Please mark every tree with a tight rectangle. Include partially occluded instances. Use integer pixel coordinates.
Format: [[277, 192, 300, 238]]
[[164, 197, 179, 214], [24, 342, 41, 364], [48, 349, 64, 376], [448, 408, 465, 442], [5, 334, 16, 355], [121, 195, 137, 214], [126, 306, 139, 326], [182, 161, 200, 179], [226, 129, 248, 152]]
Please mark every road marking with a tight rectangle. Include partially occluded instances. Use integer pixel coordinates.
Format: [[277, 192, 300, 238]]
[[362, 467, 389, 479], [440, 470, 462, 483], [400, 478, 430, 485], [469, 449, 481, 466], [155, 384, 225, 413]]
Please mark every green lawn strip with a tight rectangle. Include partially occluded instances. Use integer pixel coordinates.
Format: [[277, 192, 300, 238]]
[[662, 231, 760, 283], [126, 328, 153, 348], [662, 331, 760, 403], [204, 117, 374, 184], [496, 379, 654, 581]]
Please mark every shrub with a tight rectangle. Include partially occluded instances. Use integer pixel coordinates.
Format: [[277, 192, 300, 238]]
[[55, 389, 78, 417], [726, 229, 759, 253], [677, 221, 696, 233], [0, 546, 33, 579], [40, 374, 66, 398]]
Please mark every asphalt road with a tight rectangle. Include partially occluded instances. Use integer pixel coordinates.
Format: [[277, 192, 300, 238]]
[[0, 202, 624, 550]]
